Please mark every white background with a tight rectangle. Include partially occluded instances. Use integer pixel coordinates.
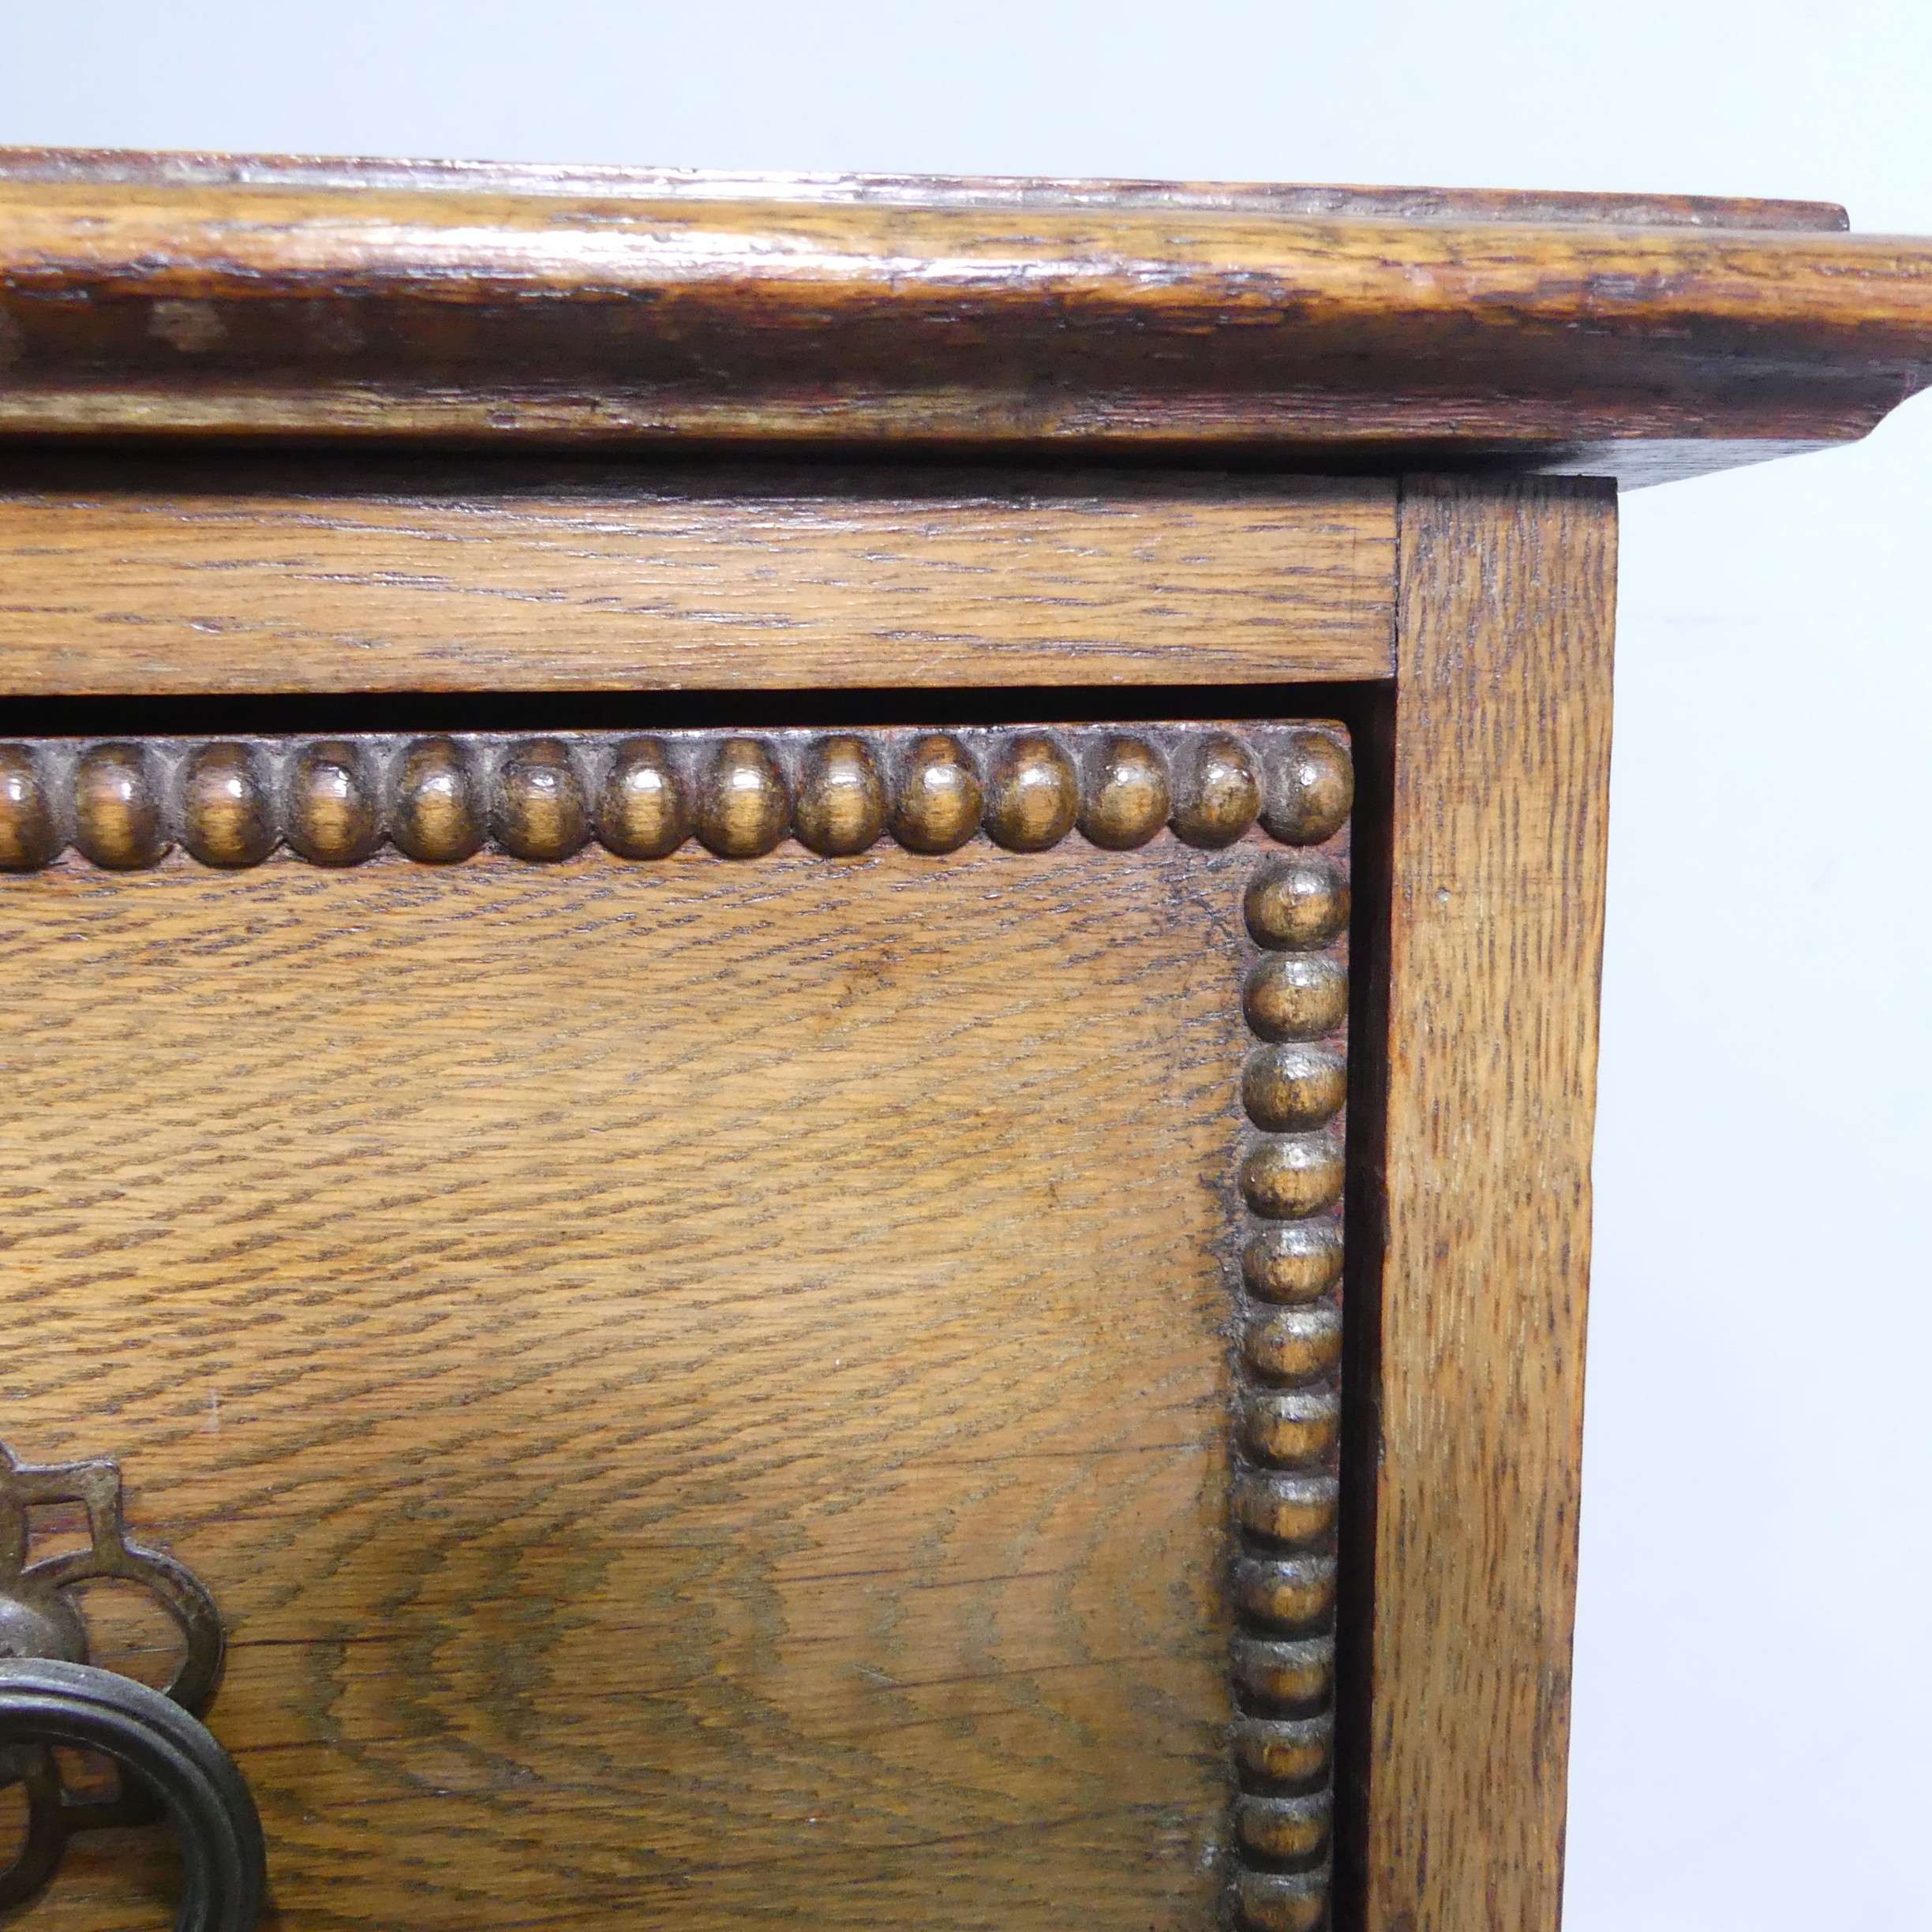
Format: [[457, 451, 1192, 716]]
[[6, 6, 1929, 1924]]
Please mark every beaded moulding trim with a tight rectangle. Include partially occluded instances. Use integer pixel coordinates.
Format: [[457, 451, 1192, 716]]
[[0, 724, 1349, 871], [1224, 727, 1350, 1932]]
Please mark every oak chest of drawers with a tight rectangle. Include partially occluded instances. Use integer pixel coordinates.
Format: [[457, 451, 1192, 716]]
[[2, 151, 1928, 1932]]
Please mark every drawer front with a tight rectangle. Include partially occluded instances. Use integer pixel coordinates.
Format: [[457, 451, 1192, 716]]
[[0, 721, 1350, 1932]]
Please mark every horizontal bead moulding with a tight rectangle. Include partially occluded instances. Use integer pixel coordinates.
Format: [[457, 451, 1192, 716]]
[[0, 722, 1353, 872]]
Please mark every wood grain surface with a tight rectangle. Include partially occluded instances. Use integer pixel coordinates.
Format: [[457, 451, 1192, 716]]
[[0, 466, 1395, 695], [0, 156, 1926, 479], [1350, 479, 1615, 1932], [0, 808, 1334, 1931]]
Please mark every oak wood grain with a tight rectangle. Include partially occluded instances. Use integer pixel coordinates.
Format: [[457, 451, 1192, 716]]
[[0, 467, 1395, 695], [0, 159, 1925, 479], [1352, 478, 1615, 1932], [0, 818, 1339, 1932]]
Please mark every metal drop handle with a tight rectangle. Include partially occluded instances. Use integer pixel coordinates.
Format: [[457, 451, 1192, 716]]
[[0, 1657, 265, 1931], [0, 1439, 263, 1930]]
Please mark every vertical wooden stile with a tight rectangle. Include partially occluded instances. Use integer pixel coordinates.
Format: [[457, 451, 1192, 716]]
[[1357, 477, 1616, 1932]]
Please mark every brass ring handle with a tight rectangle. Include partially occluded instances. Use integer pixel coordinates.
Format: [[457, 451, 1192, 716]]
[[0, 1658, 265, 1931]]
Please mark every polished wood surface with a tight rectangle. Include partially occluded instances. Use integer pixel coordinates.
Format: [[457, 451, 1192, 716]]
[[0, 466, 1394, 695], [0, 778, 1343, 1932], [0, 150, 1854, 229], [1, 155, 1928, 478], [1347, 477, 1615, 1932]]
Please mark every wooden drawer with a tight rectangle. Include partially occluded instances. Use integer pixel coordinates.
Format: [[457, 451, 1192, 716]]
[[1, 713, 1352, 1932]]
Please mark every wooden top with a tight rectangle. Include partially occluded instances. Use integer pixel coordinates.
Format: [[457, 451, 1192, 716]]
[[3, 148, 1930, 484]]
